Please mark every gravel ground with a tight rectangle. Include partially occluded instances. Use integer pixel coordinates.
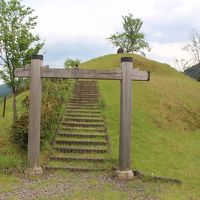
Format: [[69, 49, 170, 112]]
[[0, 172, 161, 200]]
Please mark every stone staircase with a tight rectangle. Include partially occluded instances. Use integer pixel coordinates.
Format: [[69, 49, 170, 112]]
[[46, 80, 111, 172]]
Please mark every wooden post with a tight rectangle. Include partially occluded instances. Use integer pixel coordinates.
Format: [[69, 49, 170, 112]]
[[116, 57, 134, 179], [26, 55, 43, 175], [3, 96, 7, 118]]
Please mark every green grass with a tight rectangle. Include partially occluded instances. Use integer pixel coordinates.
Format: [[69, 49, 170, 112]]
[[80, 53, 200, 199], [1, 53, 200, 199], [0, 92, 28, 172]]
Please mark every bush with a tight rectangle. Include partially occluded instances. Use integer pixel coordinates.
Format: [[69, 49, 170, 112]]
[[10, 79, 73, 150]]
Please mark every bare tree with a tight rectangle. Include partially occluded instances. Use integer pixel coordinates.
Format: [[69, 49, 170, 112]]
[[183, 29, 200, 64], [174, 58, 191, 72]]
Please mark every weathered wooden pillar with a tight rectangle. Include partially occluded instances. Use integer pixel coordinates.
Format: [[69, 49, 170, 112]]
[[116, 57, 134, 179], [26, 55, 43, 175]]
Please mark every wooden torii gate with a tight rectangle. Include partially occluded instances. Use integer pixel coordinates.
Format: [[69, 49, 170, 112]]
[[15, 55, 150, 179]]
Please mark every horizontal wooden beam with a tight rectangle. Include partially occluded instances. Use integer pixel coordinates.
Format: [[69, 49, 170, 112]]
[[15, 68, 150, 81], [42, 69, 122, 80]]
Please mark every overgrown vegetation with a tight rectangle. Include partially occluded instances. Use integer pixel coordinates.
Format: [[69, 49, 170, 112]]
[[0, 79, 73, 173], [10, 79, 73, 150]]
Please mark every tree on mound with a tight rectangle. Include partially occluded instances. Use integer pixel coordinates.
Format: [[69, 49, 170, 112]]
[[64, 58, 80, 69], [0, 0, 43, 122], [107, 13, 150, 54]]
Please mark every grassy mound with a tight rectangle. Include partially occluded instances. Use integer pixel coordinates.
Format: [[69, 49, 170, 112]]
[[81, 53, 200, 199]]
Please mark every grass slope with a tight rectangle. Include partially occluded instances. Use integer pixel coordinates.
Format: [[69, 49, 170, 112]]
[[81, 53, 200, 199], [1, 54, 200, 199], [0, 92, 27, 172]]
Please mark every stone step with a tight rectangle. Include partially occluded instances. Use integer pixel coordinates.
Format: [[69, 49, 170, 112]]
[[67, 105, 101, 109], [61, 122, 105, 128], [70, 97, 99, 101], [46, 159, 111, 171], [69, 99, 99, 103], [57, 132, 107, 139], [60, 127, 106, 132], [64, 114, 102, 118], [69, 98, 99, 102], [49, 155, 107, 162], [53, 146, 108, 153], [73, 89, 99, 92], [63, 118, 104, 123], [70, 97, 99, 100], [68, 102, 100, 106], [55, 139, 108, 146], [71, 94, 100, 97], [49, 157, 106, 163], [65, 110, 101, 114], [66, 106, 101, 110], [55, 135, 107, 142]]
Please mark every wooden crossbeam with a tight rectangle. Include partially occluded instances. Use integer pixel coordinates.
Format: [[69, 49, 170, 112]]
[[15, 68, 150, 81]]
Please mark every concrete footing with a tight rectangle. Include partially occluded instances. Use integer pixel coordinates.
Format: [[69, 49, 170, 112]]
[[25, 167, 43, 176], [116, 170, 134, 180]]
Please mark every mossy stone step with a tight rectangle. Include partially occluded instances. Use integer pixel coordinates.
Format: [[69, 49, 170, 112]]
[[56, 136, 107, 141], [69, 99, 99, 103], [57, 132, 107, 139], [70, 94, 99, 97], [54, 146, 108, 153], [46, 160, 112, 171], [67, 106, 101, 110], [63, 118, 104, 123], [66, 106, 101, 110], [55, 139, 108, 146], [68, 103, 100, 106], [65, 111, 102, 115], [70, 97, 99, 100], [64, 114, 102, 118], [61, 122, 105, 128], [74, 89, 99, 91], [50, 152, 109, 159], [60, 127, 106, 132], [49, 156, 107, 162]]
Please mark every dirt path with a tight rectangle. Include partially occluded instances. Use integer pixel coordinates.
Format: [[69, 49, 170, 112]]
[[0, 172, 160, 200]]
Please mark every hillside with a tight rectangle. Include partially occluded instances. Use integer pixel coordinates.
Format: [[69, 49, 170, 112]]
[[81, 53, 200, 131], [1, 53, 200, 199], [184, 63, 200, 80], [80, 53, 200, 199]]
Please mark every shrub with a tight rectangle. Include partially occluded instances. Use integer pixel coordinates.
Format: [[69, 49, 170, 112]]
[[10, 79, 73, 150]]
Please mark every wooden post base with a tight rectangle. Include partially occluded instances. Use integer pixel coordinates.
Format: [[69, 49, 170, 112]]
[[116, 169, 134, 180], [25, 167, 43, 176]]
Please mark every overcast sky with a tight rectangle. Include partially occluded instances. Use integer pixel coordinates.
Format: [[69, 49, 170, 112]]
[[1, 0, 200, 85], [23, 0, 200, 68]]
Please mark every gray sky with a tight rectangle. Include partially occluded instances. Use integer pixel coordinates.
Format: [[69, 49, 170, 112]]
[[1, 0, 200, 84], [25, 0, 200, 67]]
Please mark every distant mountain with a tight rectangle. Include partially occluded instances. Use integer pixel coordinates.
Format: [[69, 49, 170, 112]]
[[0, 84, 11, 97], [184, 63, 200, 81]]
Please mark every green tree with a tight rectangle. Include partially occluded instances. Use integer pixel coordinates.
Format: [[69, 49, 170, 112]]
[[107, 13, 150, 54], [64, 58, 80, 69], [0, 0, 43, 122]]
